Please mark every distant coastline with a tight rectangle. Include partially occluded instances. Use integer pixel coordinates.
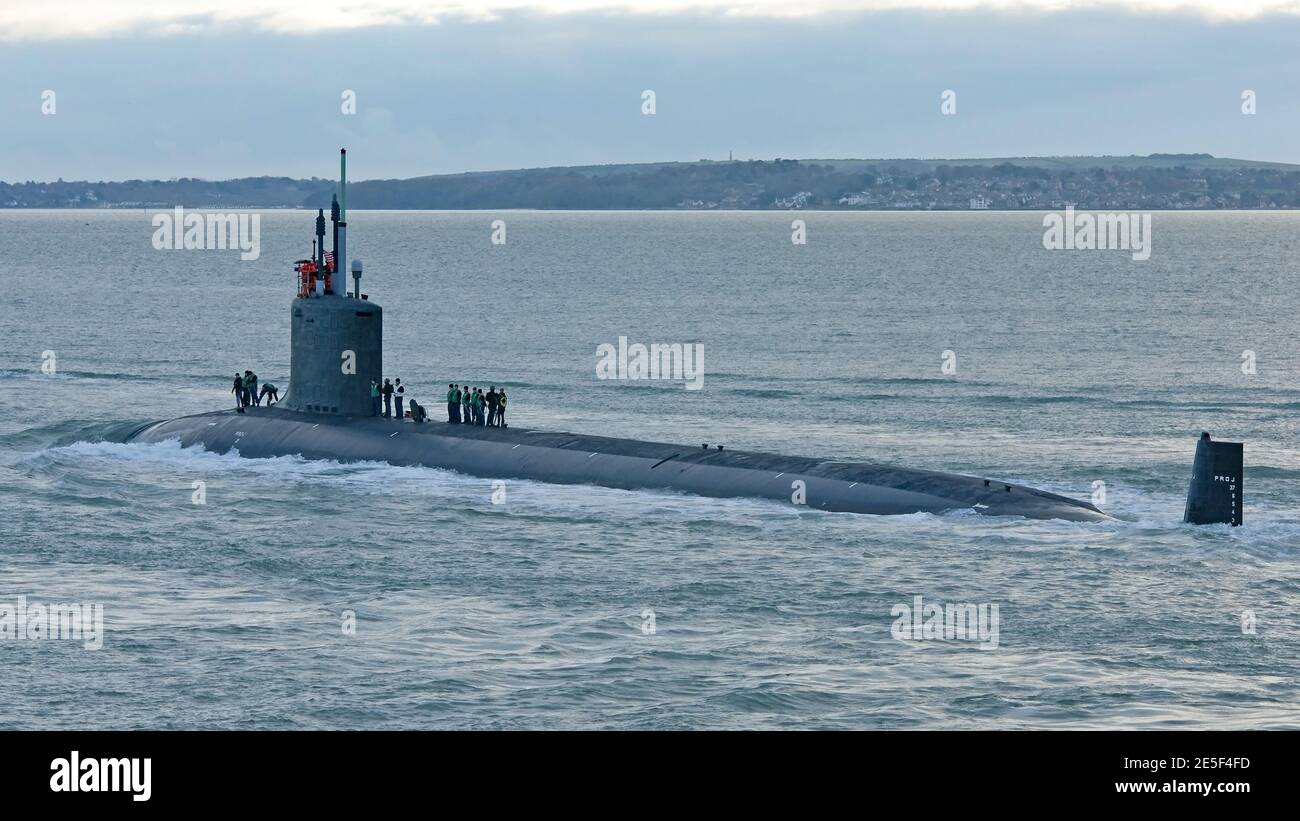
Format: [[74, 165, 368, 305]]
[[6, 154, 1300, 211]]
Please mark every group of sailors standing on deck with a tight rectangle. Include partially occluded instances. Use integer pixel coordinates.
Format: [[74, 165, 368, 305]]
[[232, 370, 278, 413], [369, 378, 407, 419], [227, 371, 508, 426], [446, 384, 507, 427]]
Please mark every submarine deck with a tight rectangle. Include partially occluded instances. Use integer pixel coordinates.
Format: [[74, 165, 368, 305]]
[[126, 406, 1111, 521]]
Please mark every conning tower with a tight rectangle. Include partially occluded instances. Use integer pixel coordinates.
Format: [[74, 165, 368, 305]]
[[283, 148, 383, 416]]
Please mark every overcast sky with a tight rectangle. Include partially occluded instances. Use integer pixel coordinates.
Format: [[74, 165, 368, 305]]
[[2, 0, 1298, 181]]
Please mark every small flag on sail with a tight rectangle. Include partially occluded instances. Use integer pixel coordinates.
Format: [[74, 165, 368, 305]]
[[324, 251, 335, 272]]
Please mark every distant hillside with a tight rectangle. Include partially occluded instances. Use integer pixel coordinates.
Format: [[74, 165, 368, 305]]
[[6, 154, 1300, 210], [0, 176, 332, 209], [808, 154, 1300, 173]]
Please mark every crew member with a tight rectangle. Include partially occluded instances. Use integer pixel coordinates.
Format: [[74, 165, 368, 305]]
[[486, 386, 499, 427], [497, 389, 507, 428], [259, 382, 279, 405], [382, 378, 394, 418], [474, 387, 485, 425], [232, 373, 245, 412], [246, 370, 259, 406], [447, 383, 460, 423], [395, 378, 405, 419], [462, 384, 473, 424], [241, 370, 254, 408], [370, 379, 380, 416]]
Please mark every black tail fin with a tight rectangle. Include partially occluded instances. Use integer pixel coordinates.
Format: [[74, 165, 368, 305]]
[[1184, 432, 1243, 526]]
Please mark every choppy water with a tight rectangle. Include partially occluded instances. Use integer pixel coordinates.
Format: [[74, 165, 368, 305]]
[[1, 209, 1298, 729]]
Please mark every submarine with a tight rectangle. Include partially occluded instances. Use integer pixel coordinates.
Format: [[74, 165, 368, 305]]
[[121, 150, 1242, 525]]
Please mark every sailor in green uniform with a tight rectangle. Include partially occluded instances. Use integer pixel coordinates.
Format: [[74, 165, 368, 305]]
[[447, 383, 461, 423]]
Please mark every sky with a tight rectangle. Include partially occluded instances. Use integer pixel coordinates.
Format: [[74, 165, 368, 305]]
[[2, 0, 1299, 181]]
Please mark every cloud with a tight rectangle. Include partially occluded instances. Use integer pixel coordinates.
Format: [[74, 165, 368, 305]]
[[5, 4, 1299, 179], [3, 0, 1299, 41]]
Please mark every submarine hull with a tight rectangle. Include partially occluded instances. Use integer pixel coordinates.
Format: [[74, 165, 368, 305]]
[[124, 407, 1112, 522]]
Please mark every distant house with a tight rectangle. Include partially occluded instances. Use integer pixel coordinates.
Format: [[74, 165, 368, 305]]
[[775, 191, 814, 209]]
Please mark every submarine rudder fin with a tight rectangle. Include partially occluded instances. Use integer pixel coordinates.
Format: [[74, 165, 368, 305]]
[[1184, 431, 1243, 526]]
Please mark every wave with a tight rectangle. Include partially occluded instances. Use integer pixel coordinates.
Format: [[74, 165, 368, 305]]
[[719, 387, 800, 399], [703, 372, 1000, 388], [1046, 483, 1300, 556], [0, 368, 151, 382], [970, 395, 1297, 411], [0, 418, 154, 453]]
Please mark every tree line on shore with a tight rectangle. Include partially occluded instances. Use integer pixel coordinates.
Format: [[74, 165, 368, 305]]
[[6, 156, 1300, 210]]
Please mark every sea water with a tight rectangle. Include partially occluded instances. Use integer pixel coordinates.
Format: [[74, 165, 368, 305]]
[[1, 209, 1297, 729]]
